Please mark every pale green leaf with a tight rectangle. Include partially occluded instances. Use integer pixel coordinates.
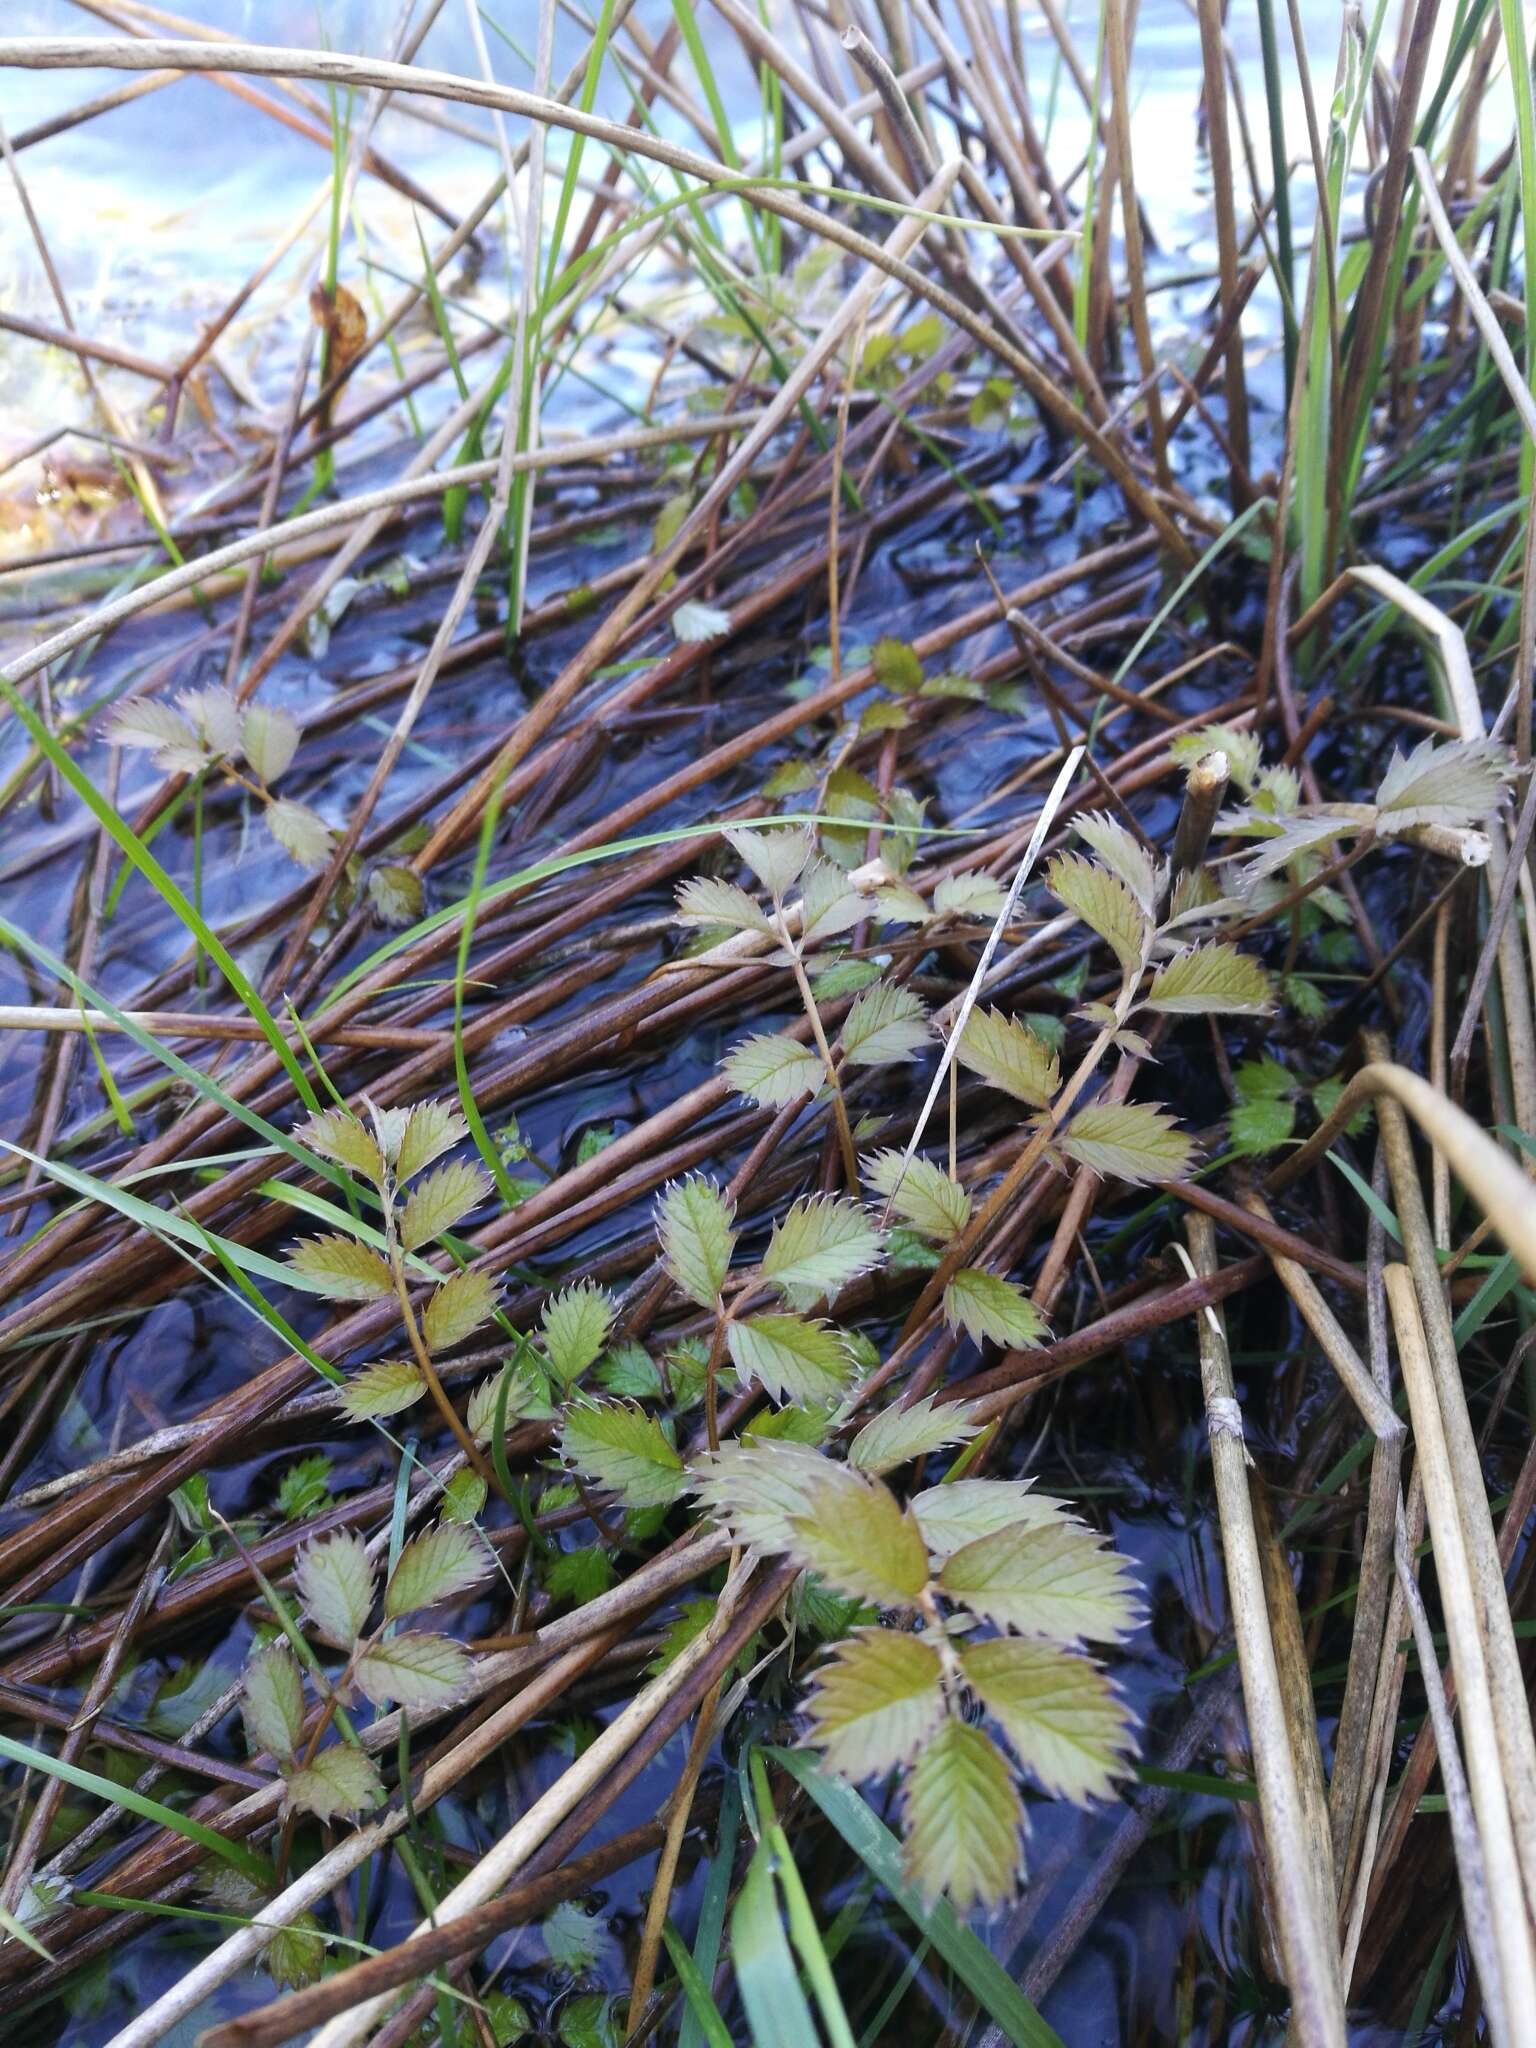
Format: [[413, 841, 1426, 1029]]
[[760, 1195, 883, 1307], [1046, 852, 1149, 976], [394, 1100, 470, 1182], [787, 1471, 930, 1608], [798, 857, 873, 943], [1145, 943, 1271, 1017], [933, 871, 1007, 918], [840, 982, 930, 1067], [178, 684, 243, 756], [862, 1151, 970, 1242], [956, 1007, 1060, 1108], [939, 1518, 1141, 1643], [658, 1176, 737, 1307], [367, 863, 423, 927], [467, 1362, 534, 1442], [286, 1232, 394, 1302], [355, 1630, 474, 1711], [805, 1627, 946, 1779], [284, 1744, 384, 1822], [542, 1280, 616, 1385], [1061, 1101, 1193, 1184], [1169, 723, 1261, 791], [943, 1269, 1047, 1348], [421, 1267, 498, 1352], [293, 1107, 383, 1183], [1071, 811, 1158, 912], [561, 1399, 685, 1509], [675, 875, 774, 936], [689, 1441, 833, 1549], [724, 825, 811, 898], [673, 599, 731, 642], [295, 1530, 375, 1646], [443, 1469, 487, 1521], [104, 698, 206, 772], [400, 1160, 493, 1250], [848, 1395, 982, 1476], [902, 1719, 1025, 1909], [722, 1032, 823, 1108], [1373, 734, 1512, 828], [339, 1358, 425, 1422], [726, 1312, 855, 1406], [385, 1520, 486, 1619], [961, 1637, 1136, 1803], [241, 1642, 304, 1762], [1236, 814, 1352, 887], [240, 704, 301, 783], [911, 1478, 1068, 1558], [265, 798, 332, 870]]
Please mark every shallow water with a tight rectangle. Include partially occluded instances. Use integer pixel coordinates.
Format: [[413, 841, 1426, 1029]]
[[0, 6, 1483, 2045]]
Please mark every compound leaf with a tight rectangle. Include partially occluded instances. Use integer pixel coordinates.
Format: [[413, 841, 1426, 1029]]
[[863, 1151, 971, 1241], [760, 1195, 883, 1308], [1046, 851, 1149, 976], [284, 1744, 384, 1822], [1145, 944, 1271, 1017], [839, 982, 930, 1067], [339, 1358, 425, 1422]]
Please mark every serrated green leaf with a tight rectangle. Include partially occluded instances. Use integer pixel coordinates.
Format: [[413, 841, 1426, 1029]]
[[724, 825, 812, 898], [1046, 852, 1149, 976], [872, 636, 924, 692], [543, 1898, 613, 1976], [266, 798, 332, 870], [1233, 1056, 1293, 1101], [295, 1530, 375, 1646], [467, 1362, 535, 1441], [657, 1176, 737, 1307], [443, 1469, 487, 1521], [840, 982, 930, 1066], [275, 1454, 332, 1522], [1061, 1101, 1193, 1184], [689, 1441, 832, 1549], [179, 684, 243, 755], [675, 875, 774, 936], [367, 863, 423, 927], [293, 1107, 384, 1183], [862, 1152, 971, 1242], [1373, 734, 1512, 828], [240, 704, 301, 783], [939, 1518, 1140, 1643], [394, 1100, 469, 1182], [542, 1281, 615, 1385], [805, 1627, 946, 1779], [727, 1313, 855, 1406], [787, 1471, 930, 1608], [400, 1160, 493, 1250], [385, 1520, 486, 1618], [1237, 814, 1352, 886], [956, 1007, 1060, 1108], [286, 1233, 394, 1302], [798, 857, 873, 943], [1145, 944, 1271, 1017], [902, 1719, 1024, 1909], [943, 1269, 1047, 1348], [561, 1400, 685, 1509], [875, 883, 929, 924], [339, 1358, 426, 1422], [810, 955, 884, 1001], [1230, 1096, 1296, 1156], [961, 1637, 1136, 1803], [421, 1266, 498, 1352], [1169, 723, 1261, 791], [910, 1479, 1067, 1558], [723, 1032, 824, 1107], [761, 1195, 883, 1308], [848, 1395, 982, 1476], [355, 1630, 473, 1710], [267, 1912, 326, 1990], [241, 1642, 304, 1762], [933, 870, 1007, 918], [1070, 812, 1159, 912], [284, 1744, 384, 1821]]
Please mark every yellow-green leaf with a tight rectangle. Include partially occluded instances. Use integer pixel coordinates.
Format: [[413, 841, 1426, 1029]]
[[805, 1627, 946, 1779], [355, 1630, 474, 1711], [901, 1718, 1024, 1909], [788, 1471, 930, 1609], [657, 1176, 737, 1307], [421, 1267, 498, 1352], [848, 1395, 982, 1477], [943, 1269, 1047, 1349], [863, 1152, 970, 1242], [394, 1100, 469, 1182], [1070, 811, 1159, 912], [726, 1312, 855, 1407], [910, 1479, 1068, 1558], [286, 1233, 394, 1302], [1046, 851, 1149, 976], [840, 982, 930, 1067], [339, 1358, 425, 1422], [385, 1520, 486, 1619], [1060, 1102, 1192, 1184], [295, 1530, 375, 1646], [284, 1744, 383, 1822], [723, 1032, 824, 1107], [242, 1642, 304, 1762], [1145, 943, 1271, 1017], [560, 1399, 685, 1509], [956, 1007, 1060, 1108], [961, 1637, 1136, 1803], [293, 1107, 384, 1184], [399, 1160, 492, 1250], [938, 1518, 1140, 1644], [541, 1280, 615, 1385], [761, 1195, 883, 1309]]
